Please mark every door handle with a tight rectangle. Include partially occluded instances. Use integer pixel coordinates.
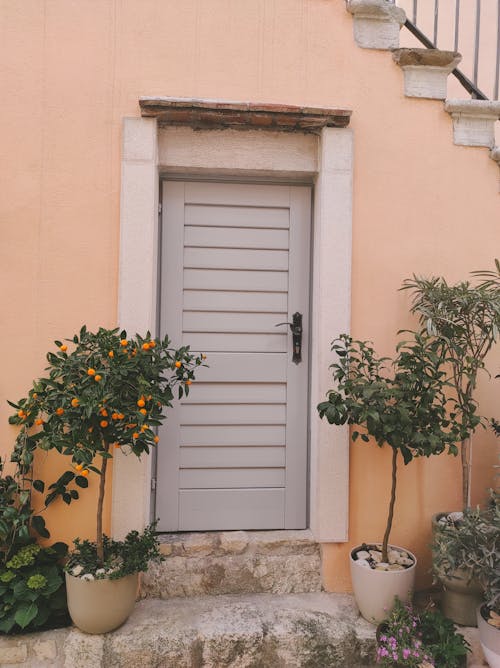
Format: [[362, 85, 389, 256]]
[[275, 312, 302, 364]]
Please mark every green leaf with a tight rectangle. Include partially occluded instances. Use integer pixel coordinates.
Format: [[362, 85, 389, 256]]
[[14, 602, 38, 629], [33, 479, 45, 493], [31, 515, 50, 539], [75, 475, 89, 488]]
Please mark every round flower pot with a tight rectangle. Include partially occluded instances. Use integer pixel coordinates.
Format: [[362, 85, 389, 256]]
[[65, 572, 139, 634], [349, 544, 416, 624], [431, 512, 483, 627], [477, 605, 500, 668], [438, 568, 483, 627]]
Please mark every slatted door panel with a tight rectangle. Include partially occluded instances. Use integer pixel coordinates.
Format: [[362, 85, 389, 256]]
[[156, 181, 311, 531]]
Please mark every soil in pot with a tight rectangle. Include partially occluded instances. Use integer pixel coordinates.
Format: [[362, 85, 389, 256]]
[[350, 543, 416, 624]]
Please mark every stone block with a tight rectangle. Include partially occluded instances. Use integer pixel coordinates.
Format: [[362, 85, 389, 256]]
[[393, 49, 461, 100], [347, 0, 406, 50], [33, 639, 57, 660], [0, 643, 28, 664], [445, 99, 500, 148]]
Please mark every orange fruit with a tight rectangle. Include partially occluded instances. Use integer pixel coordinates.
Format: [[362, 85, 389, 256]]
[[142, 342, 150, 350], [153, 435, 160, 443], [108, 351, 114, 358], [139, 408, 147, 415], [120, 339, 128, 347], [56, 407, 64, 416], [131, 350, 137, 357], [132, 432, 139, 439], [32, 393, 38, 399], [75, 463, 83, 471], [100, 420, 108, 428], [185, 379, 192, 386], [149, 341, 156, 348], [175, 361, 181, 368], [99, 408, 108, 417], [87, 368, 96, 376], [35, 418, 44, 426], [137, 399, 145, 408], [112, 412, 120, 420], [71, 398, 80, 407], [81, 469, 89, 477], [17, 409, 25, 418], [60, 345, 67, 352], [118, 413, 125, 420], [94, 375, 102, 382], [114, 443, 120, 449], [88, 427, 94, 433]]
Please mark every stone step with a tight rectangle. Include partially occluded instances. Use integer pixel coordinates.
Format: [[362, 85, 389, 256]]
[[0, 593, 378, 668], [0, 594, 488, 667], [141, 530, 323, 599]]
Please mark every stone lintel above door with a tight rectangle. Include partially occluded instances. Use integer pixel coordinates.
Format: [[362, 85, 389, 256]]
[[139, 97, 352, 133]]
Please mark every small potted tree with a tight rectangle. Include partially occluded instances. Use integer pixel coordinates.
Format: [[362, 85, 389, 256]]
[[9, 326, 204, 633], [318, 332, 461, 623], [402, 260, 500, 625]]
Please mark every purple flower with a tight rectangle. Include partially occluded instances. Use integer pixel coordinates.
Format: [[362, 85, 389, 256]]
[[402, 648, 411, 659]]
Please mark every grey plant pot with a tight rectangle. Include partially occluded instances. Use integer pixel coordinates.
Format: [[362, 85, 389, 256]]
[[432, 512, 483, 627], [65, 572, 139, 634]]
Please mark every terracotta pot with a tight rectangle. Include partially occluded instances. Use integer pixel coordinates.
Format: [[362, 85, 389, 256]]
[[432, 513, 483, 627], [477, 605, 500, 668], [349, 544, 417, 625], [65, 572, 139, 634]]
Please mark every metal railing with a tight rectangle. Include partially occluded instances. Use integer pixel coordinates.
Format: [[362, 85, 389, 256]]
[[389, 0, 500, 100]]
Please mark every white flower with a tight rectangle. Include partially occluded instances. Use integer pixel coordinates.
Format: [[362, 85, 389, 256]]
[[72, 565, 84, 577], [95, 569, 107, 577], [81, 573, 95, 581]]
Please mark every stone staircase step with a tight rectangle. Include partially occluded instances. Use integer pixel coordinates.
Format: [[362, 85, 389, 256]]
[[141, 530, 323, 598], [0, 593, 378, 668]]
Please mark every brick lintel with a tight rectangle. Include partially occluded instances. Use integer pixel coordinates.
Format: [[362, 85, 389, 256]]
[[139, 97, 352, 133]]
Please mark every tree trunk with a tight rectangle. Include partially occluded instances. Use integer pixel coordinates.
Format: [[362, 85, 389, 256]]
[[382, 448, 398, 563], [96, 442, 110, 565], [461, 436, 471, 510]]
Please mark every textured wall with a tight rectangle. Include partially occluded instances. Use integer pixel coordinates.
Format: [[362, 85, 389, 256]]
[[0, 0, 498, 590]]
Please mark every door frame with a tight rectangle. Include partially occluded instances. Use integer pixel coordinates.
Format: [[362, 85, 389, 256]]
[[113, 118, 353, 543]]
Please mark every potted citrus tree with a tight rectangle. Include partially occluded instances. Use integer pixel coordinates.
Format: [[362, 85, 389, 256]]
[[402, 260, 500, 625], [318, 332, 462, 623], [9, 326, 204, 633]]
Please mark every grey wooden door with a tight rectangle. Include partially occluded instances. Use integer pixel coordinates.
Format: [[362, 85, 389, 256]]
[[156, 181, 311, 531]]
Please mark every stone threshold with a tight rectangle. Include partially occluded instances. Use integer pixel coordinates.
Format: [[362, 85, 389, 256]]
[[141, 530, 323, 598], [139, 97, 352, 132], [0, 593, 487, 667]]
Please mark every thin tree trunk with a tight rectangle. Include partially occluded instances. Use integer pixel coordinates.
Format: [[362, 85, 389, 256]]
[[461, 436, 471, 510], [96, 442, 110, 565], [382, 448, 398, 563]]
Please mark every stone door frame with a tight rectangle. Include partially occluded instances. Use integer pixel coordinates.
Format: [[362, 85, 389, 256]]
[[113, 110, 353, 543]]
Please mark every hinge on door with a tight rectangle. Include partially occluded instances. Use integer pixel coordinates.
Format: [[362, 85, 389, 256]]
[[158, 202, 162, 215], [151, 477, 157, 491]]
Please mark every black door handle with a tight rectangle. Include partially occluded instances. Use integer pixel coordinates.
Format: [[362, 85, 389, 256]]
[[275, 312, 302, 364]]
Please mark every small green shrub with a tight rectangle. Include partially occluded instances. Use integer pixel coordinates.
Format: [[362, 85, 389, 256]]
[[0, 542, 69, 634]]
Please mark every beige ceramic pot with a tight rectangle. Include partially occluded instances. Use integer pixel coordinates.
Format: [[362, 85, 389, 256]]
[[349, 544, 417, 624], [65, 572, 139, 634], [477, 605, 500, 668]]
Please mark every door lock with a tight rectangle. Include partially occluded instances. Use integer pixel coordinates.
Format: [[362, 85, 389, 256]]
[[275, 312, 303, 364]]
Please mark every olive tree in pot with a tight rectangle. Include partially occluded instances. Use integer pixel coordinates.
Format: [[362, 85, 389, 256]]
[[403, 260, 500, 625], [318, 332, 461, 624], [9, 326, 205, 634]]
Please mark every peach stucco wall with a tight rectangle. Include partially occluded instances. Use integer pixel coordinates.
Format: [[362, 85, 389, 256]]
[[1, 0, 498, 591]]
